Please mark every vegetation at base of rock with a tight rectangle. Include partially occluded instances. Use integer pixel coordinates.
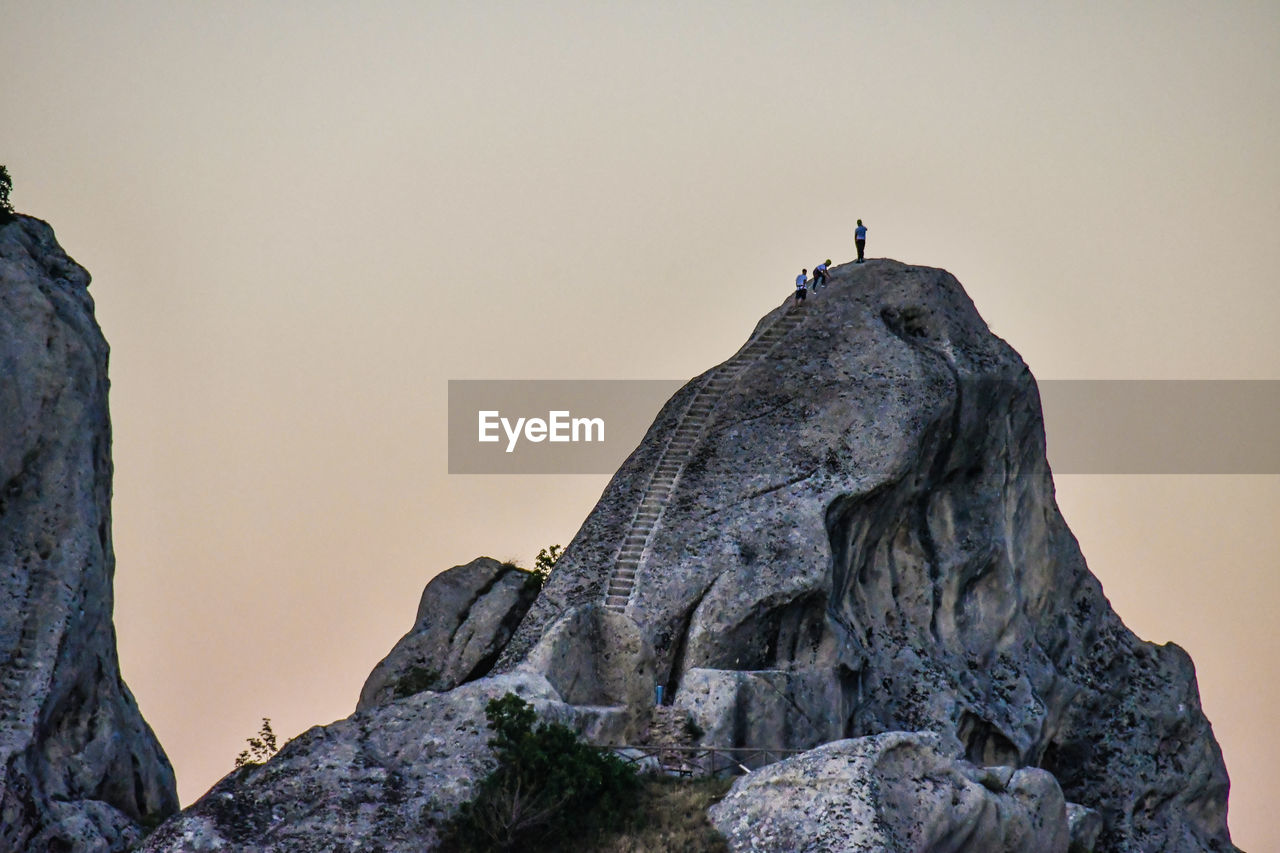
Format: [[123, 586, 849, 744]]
[[391, 664, 440, 699], [0, 166, 13, 224], [234, 718, 278, 768], [441, 693, 638, 852], [590, 776, 732, 852]]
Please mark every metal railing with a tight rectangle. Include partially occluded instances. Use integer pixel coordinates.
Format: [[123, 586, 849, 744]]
[[601, 745, 807, 777]]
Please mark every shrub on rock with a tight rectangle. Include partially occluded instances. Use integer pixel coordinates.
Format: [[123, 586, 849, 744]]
[[443, 693, 638, 852]]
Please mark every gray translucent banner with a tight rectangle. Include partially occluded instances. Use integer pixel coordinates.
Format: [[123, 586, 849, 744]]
[[1039, 380, 1280, 474], [448, 380, 1280, 475], [448, 380, 685, 474]]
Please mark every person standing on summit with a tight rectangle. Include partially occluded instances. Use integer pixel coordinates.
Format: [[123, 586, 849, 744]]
[[855, 220, 868, 263]]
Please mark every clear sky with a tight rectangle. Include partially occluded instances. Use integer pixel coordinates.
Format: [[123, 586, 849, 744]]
[[3, 2, 1277, 848]]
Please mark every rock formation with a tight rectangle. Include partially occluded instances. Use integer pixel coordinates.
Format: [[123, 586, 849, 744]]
[[358, 556, 538, 710], [497, 259, 1236, 852], [144, 259, 1236, 852], [0, 216, 178, 851], [708, 731, 1076, 852], [140, 670, 620, 852]]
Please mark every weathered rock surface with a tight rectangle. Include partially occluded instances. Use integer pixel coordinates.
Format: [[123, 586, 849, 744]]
[[358, 557, 538, 710], [1068, 802, 1105, 853], [523, 603, 657, 715], [144, 259, 1236, 851], [0, 216, 178, 850], [709, 731, 1070, 852], [500, 260, 1236, 851], [140, 670, 630, 852]]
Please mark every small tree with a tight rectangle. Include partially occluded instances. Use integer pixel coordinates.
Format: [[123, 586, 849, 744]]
[[0, 166, 13, 224], [530, 545, 562, 589], [234, 717, 279, 768], [443, 693, 638, 851]]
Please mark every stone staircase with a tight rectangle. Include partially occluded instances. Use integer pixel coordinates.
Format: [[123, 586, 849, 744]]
[[647, 705, 696, 747], [603, 305, 807, 612]]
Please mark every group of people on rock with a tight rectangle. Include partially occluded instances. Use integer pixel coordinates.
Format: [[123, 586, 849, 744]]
[[794, 219, 867, 305]]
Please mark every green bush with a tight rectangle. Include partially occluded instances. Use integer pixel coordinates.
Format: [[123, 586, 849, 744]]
[[529, 545, 562, 591], [0, 166, 13, 224], [593, 776, 733, 853], [443, 693, 638, 852], [392, 664, 441, 699], [234, 717, 279, 768]]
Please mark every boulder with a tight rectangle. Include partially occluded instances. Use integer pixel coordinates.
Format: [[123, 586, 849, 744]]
[[0, 216, 178, 850], [709, 731, 1070, 852], [1067, 802, 1104, 852], [358, 557, 538, 710], [524, 605, 655, 707], [676, 667, 845, 756]]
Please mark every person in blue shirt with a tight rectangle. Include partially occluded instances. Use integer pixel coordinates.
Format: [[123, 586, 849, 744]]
[[855, 220, 868, 263], [813, 259, 831, 290], [795, 269, 808, 305]]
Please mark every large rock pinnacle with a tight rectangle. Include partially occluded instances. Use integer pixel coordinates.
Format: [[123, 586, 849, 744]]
[[499, 259, 1235, 851], [0, 216, 178, 851], [143, 258, 1236, 852]]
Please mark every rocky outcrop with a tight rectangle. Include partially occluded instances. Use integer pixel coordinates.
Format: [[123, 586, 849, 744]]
[[499, 259, 1235, 851], [358, 557, 538, 710], [140, 670, 631, 852], [143, 258, 1235, 851], [709, 731, 1071, 852], [0, 216, 178, 850], [523, 604, 657, 714]]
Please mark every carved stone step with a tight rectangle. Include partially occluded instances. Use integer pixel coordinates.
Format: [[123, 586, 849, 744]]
[[603, 308, 796, 610]]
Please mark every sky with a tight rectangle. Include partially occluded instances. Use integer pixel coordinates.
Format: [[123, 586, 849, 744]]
[[2, 2, 1277, 847]]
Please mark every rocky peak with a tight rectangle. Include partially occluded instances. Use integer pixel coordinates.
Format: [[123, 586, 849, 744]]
[[0, 216, 179, 850], [499, 259, 1234, 851], [143, 258, 1235, 852]]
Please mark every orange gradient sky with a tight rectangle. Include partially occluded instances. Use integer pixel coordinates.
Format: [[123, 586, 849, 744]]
[[2, 3, 1277, 848]]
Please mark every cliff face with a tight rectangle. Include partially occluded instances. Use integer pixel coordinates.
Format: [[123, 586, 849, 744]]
[[0, 217, 178, 851], [145, 259, 1234, 852]]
